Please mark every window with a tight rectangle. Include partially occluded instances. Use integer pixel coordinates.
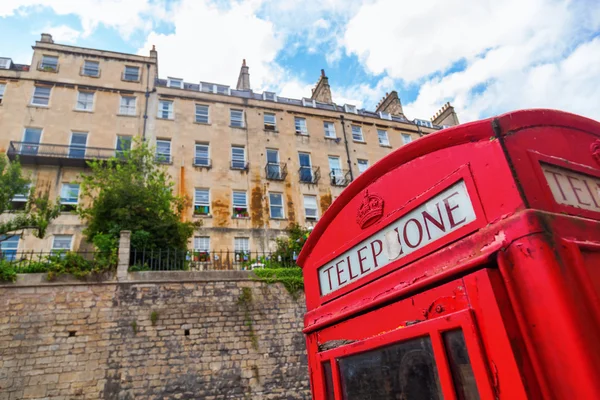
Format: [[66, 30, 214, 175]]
[[0, 83, 6, 104], [76, 91, 94, 111], [194, 188, 210, 215], [295, 117, 308, 135], [1, 236, 20, 261], [116, 135, 132, 157], [304, 195, 318, 220], [194, 143, 210, 167], [168, 78, 183, 88], [69, 132, 88, 158], [193, 237, 210, 261], [231, 146, 246, 169], [157, 100, 174, 119], [415, 119, 433, 128], [264, 113, 276, 131], [402, 133, 413, 144], [269, 193, 284, 219], [324, 122, 336, 138], [195, 104, 209, 124], [82, 60, 99, 77], [216, 85, 230, 95], [351, 125, 364, 142], [357, 159, 369, 174], [230, 109, 244, 128], [200, 82, 214, 93], [156, 140, 171, 163], [377, 129, 390, 146], [232, 191, 248, 218], [21, 128, 42, 155], [302, 98, 316, 108], [0, 58, 11, 69], [11, 184, 30, 210], [344, 104, 357, 114], [266, 149, 281, 180], [123, 66, 140, 81], [31, 86, 51, 106], [40, 55, 58, 72], [299, 152, 314, 183], [234, 237, 250, 260], [60, 183, 80, 211], [443, 330, 480, 400], [51, 235, 72, 254], [263, 92, 277, 101], [379, 111, 392, 120], [119, 96, 136, 116]]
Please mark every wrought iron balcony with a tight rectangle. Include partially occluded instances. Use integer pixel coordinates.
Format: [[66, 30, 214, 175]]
[[231, 161, 249, 171], [265, 162, 287, 181], [7, 141, 116, 167], [299, 166, 320, 184], [330, 169, 351, 187]]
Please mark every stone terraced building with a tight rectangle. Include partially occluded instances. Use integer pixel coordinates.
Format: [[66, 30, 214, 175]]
[[0, 33, 460, 257]]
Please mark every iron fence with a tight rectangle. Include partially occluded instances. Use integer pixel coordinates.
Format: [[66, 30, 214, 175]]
[[129, 248, 298, 271], [0, 250, 114, 273]]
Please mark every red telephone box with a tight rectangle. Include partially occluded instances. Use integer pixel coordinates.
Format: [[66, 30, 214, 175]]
[[297, 109, 600, 400]]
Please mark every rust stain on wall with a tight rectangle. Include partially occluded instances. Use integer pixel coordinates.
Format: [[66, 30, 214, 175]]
[[286, 194, 296, 223], [212, 198, 230, 227], [320, 192, 332, 214], [251, 185, 264, 228]]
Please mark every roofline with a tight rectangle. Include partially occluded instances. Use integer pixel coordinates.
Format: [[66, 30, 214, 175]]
[[297, 108, 600, 267], [33, 41, 155, 63]]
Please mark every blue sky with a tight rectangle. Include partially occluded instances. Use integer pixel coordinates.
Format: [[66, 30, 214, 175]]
[[1, 0, 600, 122]]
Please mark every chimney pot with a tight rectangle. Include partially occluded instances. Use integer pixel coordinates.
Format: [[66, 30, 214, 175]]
[[243, 59, 246, 66], [40, 33, 54, 43], [321, 69, 326, 77], [152, 45, 156, 51]]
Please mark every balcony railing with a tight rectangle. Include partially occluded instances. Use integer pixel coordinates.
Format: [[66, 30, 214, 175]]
[[330, 169, 351, 187], [193, 157, 212, 168], [7, 141, 117, 167], [155, 154, 173, 164], [299, 166, 320, 184], [265, 162, 287, 180], [231, 161, 249, 171]]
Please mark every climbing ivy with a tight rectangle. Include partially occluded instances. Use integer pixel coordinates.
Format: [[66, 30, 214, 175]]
[[252, 268, 304, 299]]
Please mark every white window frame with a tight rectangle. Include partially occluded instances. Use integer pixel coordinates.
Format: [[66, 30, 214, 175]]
[[167, 77, 183, 89], [31, 86, 51, 106], [194, 188, 210, 215], [60, 183, 80, 206], [324, 121, 336, 138], [232, 191, 248, 218], [119, 96, 137, 116], [415, 119, 433, 128], [193, 236, 210, 252], [11, 183, 31, 204], [230, 109, 244, 128], [263, 92, 277, 102], [402, 133, 413, 144], [157, 100, 174, 120], [195, 104, 209, 124], [295, 117, 308, 135], [51, 235, 73, 254], [357, 159, 369, 174], [0, 235, 19, 260], [377, 129, 390, 146], [264, 113, 276, 130], [344, 104, 357, 114], [231, 146, 246, 169], [351, 125, 364, 142], [234, 237, 250, 254], [304, 195, 318, 220], [194, 143, 210, 167], [82, 60, 100, 77], [0, 82, 6, 104], [123, 65, 140, 81], [75, 91, 94, 111], [269, 192, 284, 219], [116, 135, 132, 155], [69, 131, 88, 158], [156, 139, 171, 163], [379, 111, 392, 120], [40, 55, 58, 72], [302, 98, 316, 108], [0, 58, 11, 70]]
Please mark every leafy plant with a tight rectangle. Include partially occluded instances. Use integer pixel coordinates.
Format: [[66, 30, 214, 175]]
[[150, 311, 159, 326], [0, 260, 17, 282], [253, 268, 304, 298]]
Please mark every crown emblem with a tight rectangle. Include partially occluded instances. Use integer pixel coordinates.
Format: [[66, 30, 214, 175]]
[[591, 140, 600, 166], [356, 190, 384, 229]]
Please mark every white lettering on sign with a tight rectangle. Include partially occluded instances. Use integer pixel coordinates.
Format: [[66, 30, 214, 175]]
[[318, 180, 476, 296], [542, 163, 600, 212]]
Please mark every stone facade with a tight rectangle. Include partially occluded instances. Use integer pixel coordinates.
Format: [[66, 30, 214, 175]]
[[0, 33, 459, 255], [0, 274, 310, 399]]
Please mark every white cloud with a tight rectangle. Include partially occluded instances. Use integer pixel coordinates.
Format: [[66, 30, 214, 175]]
[[39, 25, 81, 43]]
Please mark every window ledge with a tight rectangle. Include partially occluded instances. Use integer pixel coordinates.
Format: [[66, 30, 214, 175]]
[[81, 74, 100, 79], [353, 140, 367, 144], [157, 117, 175, 121], [270, 218, 287, 221], [232, 216, 250, 220], [73, 108, 93, 113], [28, 104, 49, 109], [122, 78, 141, 83], [295, 132, 309, 136], [194, 121, 211, 126], [264, 129, 279, 133], [230, 125, 246, 129], [117, 113, 138, 118], [305, 218, 318, 221], [193, 214, 212, 218], [324, 136, 339, 141], [379, 144, 392, 148]]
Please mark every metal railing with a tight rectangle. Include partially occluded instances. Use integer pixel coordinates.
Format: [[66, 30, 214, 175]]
[[330, 169, 351, 187], [129, 249, 298, 271], [0, 250, 114, 273], [7, 141, 118, 165], [265, 162, 287, 180], [231, 161, 249, 171], [299, 166, 320, 184], [193, 157, 212, 168]]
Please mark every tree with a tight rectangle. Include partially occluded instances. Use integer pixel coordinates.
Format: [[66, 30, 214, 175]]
[[271, 223, 311, 266], [78, 139, 197, 251], [0, 154, 60, 244]]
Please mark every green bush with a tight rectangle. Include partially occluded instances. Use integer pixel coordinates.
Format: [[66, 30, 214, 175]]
[[0, 260, 17, 282], [253, 268, 304, 298]]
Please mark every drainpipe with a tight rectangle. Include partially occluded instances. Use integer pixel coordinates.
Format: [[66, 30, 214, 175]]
[[142, 63, 151, 141], [340, 115, 354, 182]]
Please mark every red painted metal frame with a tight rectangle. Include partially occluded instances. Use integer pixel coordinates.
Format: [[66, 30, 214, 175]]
[[316, 164, 487, 304]]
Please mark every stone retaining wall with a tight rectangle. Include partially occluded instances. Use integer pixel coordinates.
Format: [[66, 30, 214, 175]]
[[0, 272, 310, 399]]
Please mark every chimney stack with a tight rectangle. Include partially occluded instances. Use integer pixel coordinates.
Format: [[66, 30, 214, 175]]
[[430, 102, 460, 126], [236, 59, 251, 91], [40, 33, 54, 44], [375, 91, 404, 116], [310, 69, 333, 104]]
